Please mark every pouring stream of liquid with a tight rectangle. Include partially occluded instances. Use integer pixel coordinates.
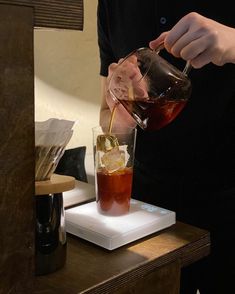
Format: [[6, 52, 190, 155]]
[[96, 103, 119, 153], [108, 103, 118, 133]]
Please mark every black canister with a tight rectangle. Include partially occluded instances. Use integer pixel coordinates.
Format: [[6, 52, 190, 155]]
[[35, 192, 66, 275]]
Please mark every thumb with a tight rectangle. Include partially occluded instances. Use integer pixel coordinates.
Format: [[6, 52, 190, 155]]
[[149, 32, 168, 49]]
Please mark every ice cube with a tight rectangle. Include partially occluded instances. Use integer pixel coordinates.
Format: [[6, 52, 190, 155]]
[[96, 134, 119, 152], [101, 146, 126, 173]]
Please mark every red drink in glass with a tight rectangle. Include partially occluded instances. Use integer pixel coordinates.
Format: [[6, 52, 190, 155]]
[[96, 167, 133, 216]]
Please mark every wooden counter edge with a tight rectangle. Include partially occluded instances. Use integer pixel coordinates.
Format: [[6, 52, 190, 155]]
[[79, 223, 210, 294], [35, 222, 210, 294]]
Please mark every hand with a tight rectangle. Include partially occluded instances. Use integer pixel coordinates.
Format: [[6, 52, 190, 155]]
[[108, 55, 149, 101], [101, 56, 149, 130], [149, 12, 235, 68], [103, 84, 137, 130]]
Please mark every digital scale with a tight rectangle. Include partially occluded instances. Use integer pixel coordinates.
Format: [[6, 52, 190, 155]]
[[65, 199, 176, 250]]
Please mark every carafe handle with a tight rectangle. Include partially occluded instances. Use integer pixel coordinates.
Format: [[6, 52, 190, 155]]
[[154, 42, 192, 76]]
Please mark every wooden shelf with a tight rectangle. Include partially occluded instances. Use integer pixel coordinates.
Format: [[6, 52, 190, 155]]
[[34, 221, 210, 294], [35, 174, 75, 195], [0, 0, 84, 30]]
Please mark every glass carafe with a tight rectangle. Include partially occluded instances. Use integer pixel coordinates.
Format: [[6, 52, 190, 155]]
[[108, 45, 192, 131]]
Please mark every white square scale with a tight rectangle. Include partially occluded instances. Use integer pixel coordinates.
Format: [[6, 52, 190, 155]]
[[65, 199, 176, 250]]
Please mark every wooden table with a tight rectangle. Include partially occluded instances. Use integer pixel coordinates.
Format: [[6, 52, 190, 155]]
[[34, 221, 210, 294]]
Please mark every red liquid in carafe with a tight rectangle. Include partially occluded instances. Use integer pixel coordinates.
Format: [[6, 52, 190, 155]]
[[121, 98, 187, 131], [96, 167, 133, 216], [116, 73, 191, 131]]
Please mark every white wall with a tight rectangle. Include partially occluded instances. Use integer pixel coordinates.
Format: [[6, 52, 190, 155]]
[[34, 0, 100, 160]]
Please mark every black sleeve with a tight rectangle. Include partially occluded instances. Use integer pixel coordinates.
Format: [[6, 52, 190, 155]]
[[97, 0, 115, 77]]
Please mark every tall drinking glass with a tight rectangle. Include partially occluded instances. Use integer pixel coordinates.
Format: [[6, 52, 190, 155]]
[[93, 126, 137, 216]]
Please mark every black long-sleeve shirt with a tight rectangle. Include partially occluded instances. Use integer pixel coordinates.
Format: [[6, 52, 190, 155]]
[[97, 0, 235, 180], [97, 5, 235, 292]]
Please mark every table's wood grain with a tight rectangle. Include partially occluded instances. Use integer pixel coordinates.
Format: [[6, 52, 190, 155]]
[[34, 221, 210, 294]]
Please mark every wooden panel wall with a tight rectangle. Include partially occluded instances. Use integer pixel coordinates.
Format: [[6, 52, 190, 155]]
[[0, 4, 35, 294], [0, 0, 84, 30], [0, 1, 84, 292]]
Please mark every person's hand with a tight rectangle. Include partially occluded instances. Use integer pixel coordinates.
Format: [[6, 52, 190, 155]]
[[108, 55, 149, 101], [101, 54, 150, 130], [149, 12, 235, 68]]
